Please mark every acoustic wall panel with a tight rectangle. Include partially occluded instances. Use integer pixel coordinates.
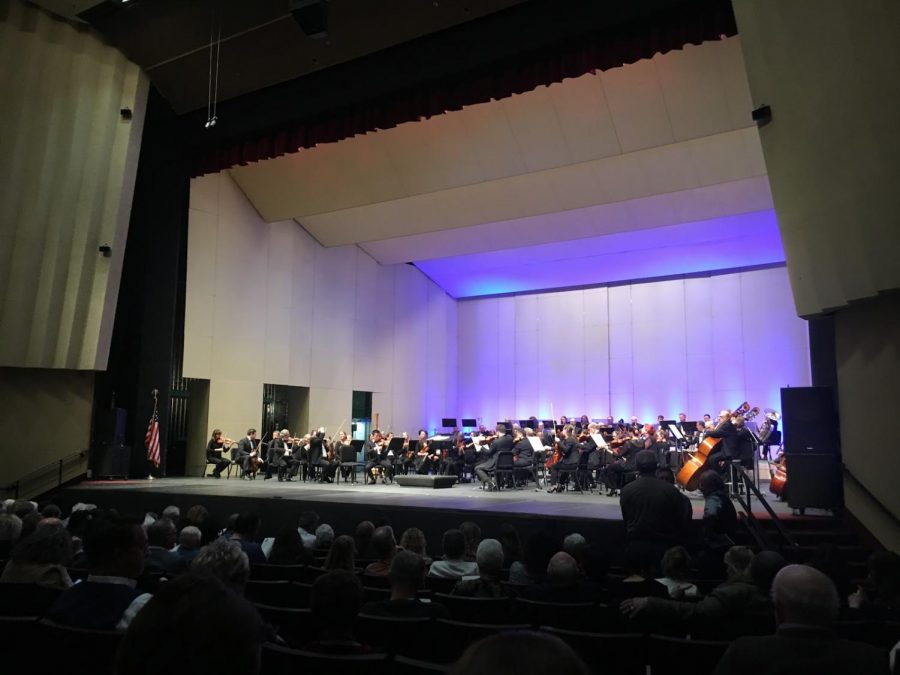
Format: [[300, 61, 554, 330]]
[[457, 266, 810, 423]]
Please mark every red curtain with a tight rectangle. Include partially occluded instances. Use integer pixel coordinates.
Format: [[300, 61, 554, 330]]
[[192, 1, 737, 177]]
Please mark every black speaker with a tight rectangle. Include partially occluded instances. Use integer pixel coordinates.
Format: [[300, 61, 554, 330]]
[[95, 408, 127, 447], [90, 444, 131, 479], [781, 387, 839, 455], [785, 453, 844, 510]]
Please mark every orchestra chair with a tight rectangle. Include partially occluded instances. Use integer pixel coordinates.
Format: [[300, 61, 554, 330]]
[[540, 626, 645, 675], [531, 451, 547, 490], [423, 575, 458, 595], [0, 583, 62, 616], [261, 642, 389, 675], [558, 452, 592, 494], [433, 618, 531, 662], [432, 593, 511, 624], [38, 618, 124, 675], [245, 579, 309, 608], [0, 615, 39, 653], [514, 598, 598, 630], [488, 451, 515, 490], [249, 563, 305, 582], [759, 430, 782, 460], [355, 614, 434, 659], [203, 451, 234, 478], [253, 605, 315, 648], [391, 655, 451, 674], [648, 633, 730, 675], [338, 444, 362, 484]]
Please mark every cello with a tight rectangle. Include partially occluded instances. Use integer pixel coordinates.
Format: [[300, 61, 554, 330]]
[[769, 456, 787, 498], [676, 402, 750, 491]]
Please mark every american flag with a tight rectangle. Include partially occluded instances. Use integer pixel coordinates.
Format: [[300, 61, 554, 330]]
[[145, 409, 160, 468]]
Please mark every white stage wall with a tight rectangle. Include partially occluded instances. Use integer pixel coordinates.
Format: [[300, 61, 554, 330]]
[[184, 172, 457, 438], [456, 266, 810, 425]]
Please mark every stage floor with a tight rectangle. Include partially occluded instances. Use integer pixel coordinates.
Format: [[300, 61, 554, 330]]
[[59, 474, 793, 522]]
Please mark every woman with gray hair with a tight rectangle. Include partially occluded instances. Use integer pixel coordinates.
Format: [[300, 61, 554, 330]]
[[0, 520, 73, 589], [452, 539, 504, 597], [191, 539, 250, 594]]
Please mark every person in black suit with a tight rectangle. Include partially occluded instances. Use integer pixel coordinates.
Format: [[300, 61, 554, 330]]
[[364, 429, 391, 484], [732, 416, 756, 468], [264, 430, 281, 480], [309, 427, 338, 483], [712, 564, 890, 674], [512, 427, 537, 483], [234, 429, 258, 479], [474, 424, 513, 491], [547, 425, 580, 493], [602, 428, 648, 496], [704, 410, 739, 472], [205, 429, 231, 478]]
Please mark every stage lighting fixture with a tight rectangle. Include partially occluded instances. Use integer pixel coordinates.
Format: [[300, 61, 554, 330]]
[[291, 0, 328, 39]]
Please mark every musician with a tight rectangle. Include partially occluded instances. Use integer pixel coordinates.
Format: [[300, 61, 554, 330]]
[[602, 428, 649, 496], [537, 422, 555, 449], [235, 429, 258, 479], [279, 429, 302, 481], [584, 423, 605, 487], [547, 424, 579, 493], [205, 429, 231, 478], [705, 410, 740, 472], [415, 429, 439, 475], [440, 436, 464, 477], [309, 428, 337, 483], [364, 429, 392, 484], [732, 416, 756, 469], [474, 424, 513, 491], [264, 430, 281, 480], [398, 432, 414, 475], [629, 416, 641, 435], [333, 431, 356, 480], [653, 427, 672, 469], [512, 427, 536, 483], [673, 413, 691, 440]]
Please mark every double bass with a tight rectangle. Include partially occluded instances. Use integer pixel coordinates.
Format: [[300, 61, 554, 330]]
[[676, 402, 750, 491], [769, 456, 787, 498]]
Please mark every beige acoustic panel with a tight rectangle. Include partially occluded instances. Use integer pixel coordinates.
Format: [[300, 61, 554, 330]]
[[0, 1, 147, 370], [230, 36, 754, 229], [359, 175, 773, 264]]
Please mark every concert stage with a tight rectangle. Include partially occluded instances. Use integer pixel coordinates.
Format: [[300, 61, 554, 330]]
[[56, 475, 793, 554]]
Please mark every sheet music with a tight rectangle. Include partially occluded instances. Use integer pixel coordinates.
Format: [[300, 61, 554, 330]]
[[527, 436, 544, 453], [669, 425, 685, 441], [590, 433, 608, 450]]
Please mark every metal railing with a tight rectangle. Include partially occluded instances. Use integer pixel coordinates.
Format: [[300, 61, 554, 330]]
[[0, 450, 89, 501], [733, 464, 798, 550]]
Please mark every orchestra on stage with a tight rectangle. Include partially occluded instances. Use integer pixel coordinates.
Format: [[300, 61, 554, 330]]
[[204, 405, 783, 497]]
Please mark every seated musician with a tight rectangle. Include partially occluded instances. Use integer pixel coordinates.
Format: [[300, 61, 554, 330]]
[[474, 424, 513, 491], [440, 437, 464, 477], [264, 430, 281, 480], [511, 427, 537, 484], [278, 429, 301, 481], [205, 429, 231, 479], [547, 424, 579, 494], [310, 428, 338, 483], [234, 429, 257, 479], [364, 429, 392, 484], [415, 429, 439, 475], [333, 431, 356, 480], [704, 410, 740, 472], [399, 432, 415, 475], [602, 428, 648, 496]]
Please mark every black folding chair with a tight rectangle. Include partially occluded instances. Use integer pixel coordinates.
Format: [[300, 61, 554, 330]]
[[253, 605, 315, 648], [356, 614, 433, 658], [648, 633, 730, 675], [432, 593, 511, 624], [514, 598, 599, 630], [38, 618, 124, 675], [433, 618, 530, 663], [489, 451, 516, 489], [541, 626, 645, 675], [261, 642, 389, 675]]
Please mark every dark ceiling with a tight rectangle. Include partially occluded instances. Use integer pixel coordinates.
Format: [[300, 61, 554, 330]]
[[78, 0, 527, 114]]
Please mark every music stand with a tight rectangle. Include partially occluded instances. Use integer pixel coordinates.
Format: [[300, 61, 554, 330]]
[[441, 418, 457, 429], [461, 418, 477, 429]]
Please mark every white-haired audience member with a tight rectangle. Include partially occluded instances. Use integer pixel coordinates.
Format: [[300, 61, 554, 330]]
[[452, 539, 505, 597], [145, 517, 188, 576], [713, 564, 890, 674], [0, 512, 23, 558], [161, 505, 180, 523], [175, 526, 202, 564], [191, 539, 250, 594], [315, 523, 335, 550], [563, 533, 586, 556], [0, 519, 73, 590]]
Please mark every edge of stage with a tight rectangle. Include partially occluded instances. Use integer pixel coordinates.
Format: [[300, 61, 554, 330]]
[[56, 475, 792, 549]]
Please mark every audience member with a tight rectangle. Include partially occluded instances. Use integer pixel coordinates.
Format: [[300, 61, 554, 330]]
[[363, 526, 397, 576], [265, 526, 312, 565], [713, 565, 890, 674], [360, 550, 449, 618], [354, 520, 376, 559], [459, 521, 482, 561], [191, 538, 250, 593], [46, 512, 151, 630], [453, 539, 505, 597], [297, 511, 319, 550], [608, 546, 669, 603], [562, 533, 586, 557], [509, 530, 557, 585], [523, 551, 601, 603], [621, 549, 786, 639], [324, 535, 356, 572], [619, 450, 691, 568], [315, 523, 335, 550], [19, 511, 42, 540], [145, 517, 188, 576], [399, 527, 432, 566], [116, 573, 266, 675], [0, 512, 23, 558], [229, 513, 266, 564], [451, 630, 590, 675], [161, 505, 180, 523], [656, 546, 698, 599], [848, 550, 900, 621], [696, 471, 737, 577], [428, 529, 478, 579], [497, 523, 524, 569], [306, 571, 369, 653], [41, 503, 63, 519], [174, 525, 202, 564], [0, 519, 72, 589]]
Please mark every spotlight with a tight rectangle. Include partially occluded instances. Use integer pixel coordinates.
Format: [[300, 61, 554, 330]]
[[98, 244, 112, 257], [120, 107, 132, 120], [291, 0, 328, 39]]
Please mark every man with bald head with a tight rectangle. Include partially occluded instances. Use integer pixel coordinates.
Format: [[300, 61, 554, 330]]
[[713, 564, 889, 674], [523, 551, 602, 603]]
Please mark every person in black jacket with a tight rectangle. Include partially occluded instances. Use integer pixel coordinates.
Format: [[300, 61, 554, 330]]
[[475, 424, 513, 491], [704, 411, 739, 471], [205, 429, 231, 478], [547, 425, 579, 493], [234, 429, 258, 479]]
